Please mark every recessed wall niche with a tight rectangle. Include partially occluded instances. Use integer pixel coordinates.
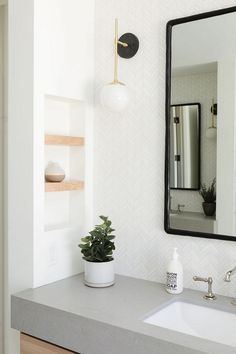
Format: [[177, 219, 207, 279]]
[[44, 94, 85, 232]]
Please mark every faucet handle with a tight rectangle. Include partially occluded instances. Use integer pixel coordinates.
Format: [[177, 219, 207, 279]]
[[224, 273, 231, 282], [193, 276, 217, 300], [224, 266, 236, 282], [193, 276, 208, 282]]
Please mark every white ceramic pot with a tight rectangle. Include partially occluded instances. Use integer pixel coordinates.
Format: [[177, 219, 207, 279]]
[[84, 260, 115, 288], [45, 161, 65, 182]]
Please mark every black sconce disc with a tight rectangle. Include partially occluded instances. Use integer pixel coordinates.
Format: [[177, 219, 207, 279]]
[[118, 33, 139, 59], [211, 103, 217, 115]]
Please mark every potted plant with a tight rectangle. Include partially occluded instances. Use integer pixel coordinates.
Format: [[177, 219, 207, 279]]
[[79, 215, 115, 288], [199, 178, 216, 216]]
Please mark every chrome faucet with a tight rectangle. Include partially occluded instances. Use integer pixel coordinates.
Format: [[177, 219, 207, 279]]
[[193, 276, 217, 300], [224, 266, 236, 306], [177, 204, 185, 213], [224, 266, 236, 282], [169, 197, 185, 214]]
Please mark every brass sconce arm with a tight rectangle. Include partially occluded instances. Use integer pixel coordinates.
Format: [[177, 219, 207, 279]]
[[117, 40, 128, 47], [113, 18, 139, 84], [100, 18, 139, 112], [113, 19, 122, 83]]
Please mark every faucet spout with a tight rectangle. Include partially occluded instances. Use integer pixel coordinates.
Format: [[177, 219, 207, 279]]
[[193, 276, 216, 300], [224, 266, 236, 282]]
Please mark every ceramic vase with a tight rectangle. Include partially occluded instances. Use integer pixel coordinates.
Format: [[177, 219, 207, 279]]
[[45, 161, 65, 182], [84, 260, 115, 288], [202, 202, 216, 217]]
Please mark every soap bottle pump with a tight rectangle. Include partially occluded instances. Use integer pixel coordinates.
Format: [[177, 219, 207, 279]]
[[166, 248, 183, 294]]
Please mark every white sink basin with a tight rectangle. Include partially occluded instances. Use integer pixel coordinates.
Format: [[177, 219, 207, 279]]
[[144, 301, 236, 346]]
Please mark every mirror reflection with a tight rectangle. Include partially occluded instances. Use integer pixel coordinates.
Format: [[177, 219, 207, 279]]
[[170, 104, 200, 190], [166, 9, 236, 238]]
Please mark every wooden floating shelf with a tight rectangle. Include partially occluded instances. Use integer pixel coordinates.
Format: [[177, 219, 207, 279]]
[[45, 134, 84, 146], [45, 180, 84, 192]]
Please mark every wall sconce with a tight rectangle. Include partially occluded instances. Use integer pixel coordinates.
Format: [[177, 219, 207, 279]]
[[100, 19, 139, 112], [206, 99, 217, 139]]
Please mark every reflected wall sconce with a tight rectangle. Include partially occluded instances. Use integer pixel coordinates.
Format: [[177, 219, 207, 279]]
[[100, 19, 139, 112], [206, 99, 217, 139]]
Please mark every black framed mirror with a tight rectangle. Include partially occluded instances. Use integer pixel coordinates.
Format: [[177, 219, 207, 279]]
[[165, 6, 236, 241]]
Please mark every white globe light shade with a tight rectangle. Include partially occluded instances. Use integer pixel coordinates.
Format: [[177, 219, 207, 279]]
[[206, 127, 217, 139], [100, 83, 129, 112]]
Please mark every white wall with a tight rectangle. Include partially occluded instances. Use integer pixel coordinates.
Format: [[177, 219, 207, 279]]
[[34, 0, 94, 100], [33, 0, 94, 288], [217, 59, 236, 235], [3, 3, 7, 353], [0, 5, 4, 354], [7, 1, 34, 353], [172, 11, 236, 68], [7, 0, 94, 352], [94, 0, 236, 298], [171, 71, 217, 213]]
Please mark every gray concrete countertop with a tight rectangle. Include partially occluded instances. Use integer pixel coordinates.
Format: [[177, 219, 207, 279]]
[[11, 274, 236, 354]]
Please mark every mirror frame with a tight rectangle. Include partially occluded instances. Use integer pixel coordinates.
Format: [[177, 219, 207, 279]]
[[164, 6, 236, 242]]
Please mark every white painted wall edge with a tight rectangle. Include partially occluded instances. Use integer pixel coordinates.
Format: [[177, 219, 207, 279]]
[[3, 3, 7, 353], [6, 0, 34, 353]]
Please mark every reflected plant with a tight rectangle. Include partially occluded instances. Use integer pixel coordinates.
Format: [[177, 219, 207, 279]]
[[199, 178, 216, 203]]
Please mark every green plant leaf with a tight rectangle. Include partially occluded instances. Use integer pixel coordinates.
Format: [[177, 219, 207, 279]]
[[199, 178, 216, 202], [79, 216, 116, 262], [79, 244, 90, 249], [106, 235, 115, 240], [81, 236, 92, 242]]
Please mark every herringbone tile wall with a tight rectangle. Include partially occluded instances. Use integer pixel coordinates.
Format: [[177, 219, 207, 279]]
[[94, 0, 236, 297]]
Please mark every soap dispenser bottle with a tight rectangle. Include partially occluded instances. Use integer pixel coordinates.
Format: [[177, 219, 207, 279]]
[[166, 248, 183, 294]]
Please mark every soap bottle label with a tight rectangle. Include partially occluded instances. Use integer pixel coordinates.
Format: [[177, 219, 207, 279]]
[[166, 272, 177, 291]]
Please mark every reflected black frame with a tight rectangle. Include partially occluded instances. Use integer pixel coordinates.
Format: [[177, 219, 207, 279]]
[[170, 103, 201, 191], [164, 6, 236, 242]]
